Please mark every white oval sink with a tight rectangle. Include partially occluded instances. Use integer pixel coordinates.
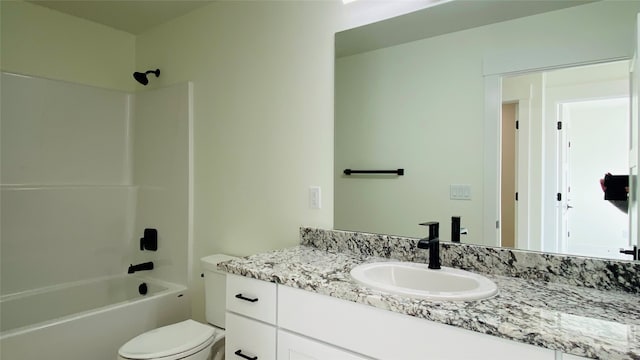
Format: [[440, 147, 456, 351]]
[[350, 261, 498, 301]]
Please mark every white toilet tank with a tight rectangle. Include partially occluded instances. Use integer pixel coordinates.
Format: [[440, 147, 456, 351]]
[[200, 254, 237, 329]]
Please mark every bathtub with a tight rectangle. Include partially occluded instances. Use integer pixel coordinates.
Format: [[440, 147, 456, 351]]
[[0, 275, 190, 360]]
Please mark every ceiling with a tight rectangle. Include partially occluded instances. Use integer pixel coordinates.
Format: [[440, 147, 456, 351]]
[[336, 0, 597, 57], [26, 0, 214, 34], [27, 0, 598, 40]]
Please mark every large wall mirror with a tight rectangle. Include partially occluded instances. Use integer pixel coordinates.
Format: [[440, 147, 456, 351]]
[[334, 0, 640, 260]]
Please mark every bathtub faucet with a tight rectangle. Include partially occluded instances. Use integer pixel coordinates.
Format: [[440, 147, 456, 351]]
[[128, 261, 154, 274]]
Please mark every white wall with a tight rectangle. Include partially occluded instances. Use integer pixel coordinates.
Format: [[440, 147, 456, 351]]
[[335, 1, 640, 246], [0, 73, 134, 294]]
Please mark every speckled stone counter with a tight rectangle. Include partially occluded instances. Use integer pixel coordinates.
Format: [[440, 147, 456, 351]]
[[219, 228, 640, 360]]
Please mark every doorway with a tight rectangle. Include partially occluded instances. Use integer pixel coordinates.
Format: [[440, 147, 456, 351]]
[[501, 103, 517, 248], [500, 60, 630, 257], [557, 98, 630, 259]]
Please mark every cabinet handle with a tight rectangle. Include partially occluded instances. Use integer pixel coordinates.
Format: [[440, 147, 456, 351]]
[[234, 349, 258, 360], [235, 293, 259, 302]]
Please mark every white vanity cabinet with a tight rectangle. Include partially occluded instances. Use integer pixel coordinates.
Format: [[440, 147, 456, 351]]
[[225, 274, 277, 360], [226, 275, 588, 360], [277, 285, 554, 360], [277, 330, 371, 360], [560, 354, 590, 360]]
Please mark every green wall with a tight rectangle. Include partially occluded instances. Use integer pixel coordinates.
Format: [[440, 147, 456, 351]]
[[134, 1, 338, 320], [1, 0, 135, 91], [135, 1, 336, 259]]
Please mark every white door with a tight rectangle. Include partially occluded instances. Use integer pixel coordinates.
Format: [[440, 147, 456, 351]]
[[558, 99, 630, 259], [627, 13, 640, 259]]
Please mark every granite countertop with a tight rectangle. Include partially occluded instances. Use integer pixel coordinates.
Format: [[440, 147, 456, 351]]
[[220, 245, 640, 360]]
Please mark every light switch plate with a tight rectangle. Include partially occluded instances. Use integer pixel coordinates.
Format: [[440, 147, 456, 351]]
[[309, 186, 321, 209], [450, 184, 471, 200]]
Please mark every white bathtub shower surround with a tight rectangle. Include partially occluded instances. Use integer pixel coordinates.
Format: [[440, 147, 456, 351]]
[[0, 73, 132, 186], [132, 82, 192, 286], [0, 72, 194, 359], [0, 72, 135, 295], [0, 276, 189, 360], [1, 72, 193, 295], [0, 185, 137, 294]]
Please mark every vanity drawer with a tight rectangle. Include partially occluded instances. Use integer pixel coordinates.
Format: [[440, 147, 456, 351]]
[[226, 274, 277, 324], [226, 312, 276, 360]]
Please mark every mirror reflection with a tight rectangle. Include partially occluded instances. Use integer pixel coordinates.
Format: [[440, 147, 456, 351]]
[[334, 0, 640, 260], [501, 61, 630, 259]]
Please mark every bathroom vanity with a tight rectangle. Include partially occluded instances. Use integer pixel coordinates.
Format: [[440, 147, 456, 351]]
[[220, 228, 639, 360]]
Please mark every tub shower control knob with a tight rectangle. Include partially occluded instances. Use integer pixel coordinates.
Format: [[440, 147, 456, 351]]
[[140, 228, 158, 251]]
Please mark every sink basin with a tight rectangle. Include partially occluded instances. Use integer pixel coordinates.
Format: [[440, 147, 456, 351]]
[[350, 261, 498, 301]]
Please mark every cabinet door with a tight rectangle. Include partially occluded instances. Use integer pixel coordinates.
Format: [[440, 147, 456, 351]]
[[277, 330, 370, 360], [226, 312, 276, 360]]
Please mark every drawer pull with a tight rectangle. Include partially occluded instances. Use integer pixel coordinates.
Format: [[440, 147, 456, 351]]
[[234, 349, 258, 360], [235, 293, 259, 302]]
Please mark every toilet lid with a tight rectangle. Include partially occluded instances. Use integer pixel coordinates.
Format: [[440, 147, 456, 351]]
[[119, 320, 215, 359]]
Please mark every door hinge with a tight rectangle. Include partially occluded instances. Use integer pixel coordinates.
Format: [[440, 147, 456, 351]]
[[516, 120, 519, 130], [515, 192, 519, 201], [557, 193, 562, 201], [557, 121, 563, 130], [496, 220, 500, 229]]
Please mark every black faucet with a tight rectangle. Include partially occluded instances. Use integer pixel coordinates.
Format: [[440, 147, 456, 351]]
[[417, 222, 441, 269], [128, 261, 154, 274], [451, 216, 461, 243], [619, 245, 638, 260]]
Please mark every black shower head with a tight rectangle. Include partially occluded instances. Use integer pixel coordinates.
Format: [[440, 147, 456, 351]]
[[133, 69, 160, 86]]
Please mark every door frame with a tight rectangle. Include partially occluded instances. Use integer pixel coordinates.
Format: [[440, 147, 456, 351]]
[[543, 75, 631, 253], [483, 57, 631, 250], [501, 79, 534, 250]]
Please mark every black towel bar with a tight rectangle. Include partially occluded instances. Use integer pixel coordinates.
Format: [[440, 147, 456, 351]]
[[343, 169, 404, 176]]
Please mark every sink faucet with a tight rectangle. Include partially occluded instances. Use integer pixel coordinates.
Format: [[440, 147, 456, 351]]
[[418, 222, 441, 270], [451, 216, 461, 243], [128, 261, 154, 274]]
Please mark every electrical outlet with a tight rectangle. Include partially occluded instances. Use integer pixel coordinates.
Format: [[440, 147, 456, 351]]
[[309, 186, 321, 209]]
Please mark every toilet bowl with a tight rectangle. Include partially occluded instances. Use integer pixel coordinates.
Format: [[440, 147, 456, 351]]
[[118, 320, 224, 360], [118, 254, 237, 360]]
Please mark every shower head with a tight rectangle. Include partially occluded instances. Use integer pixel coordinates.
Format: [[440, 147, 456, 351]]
[[133, 69, 160, 86]]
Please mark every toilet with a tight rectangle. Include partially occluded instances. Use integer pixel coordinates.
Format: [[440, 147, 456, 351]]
[[118, 254, 237, 360]]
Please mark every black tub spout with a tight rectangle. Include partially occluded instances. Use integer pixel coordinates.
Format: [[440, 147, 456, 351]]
[[128, 261, 154, 274]]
